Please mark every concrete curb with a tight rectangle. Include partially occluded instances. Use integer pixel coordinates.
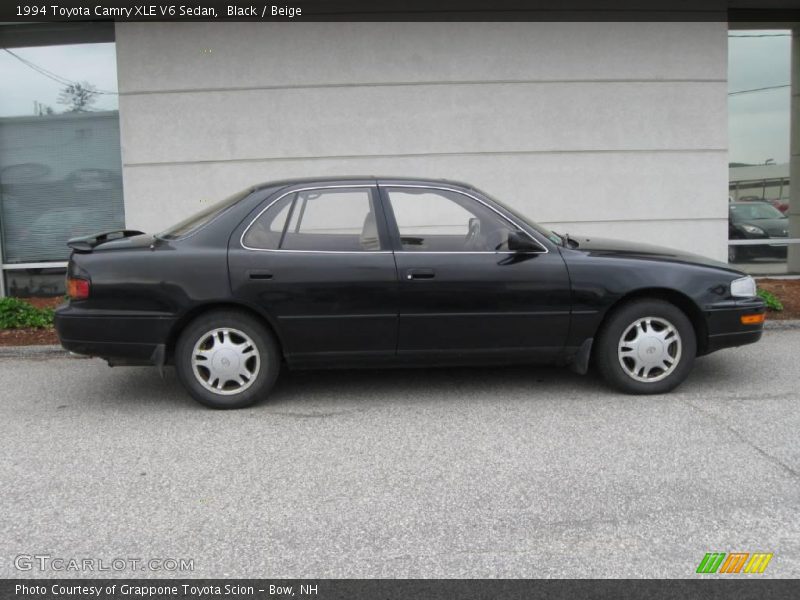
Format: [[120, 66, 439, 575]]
[[765, 319, 800, 330], [0, 344, 70, 359]]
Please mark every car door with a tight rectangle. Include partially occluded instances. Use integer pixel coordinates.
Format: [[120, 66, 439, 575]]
[[228, 183, 398, 363], [378, 183, 571, 359]]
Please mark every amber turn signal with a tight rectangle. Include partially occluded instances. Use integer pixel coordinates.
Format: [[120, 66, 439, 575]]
[[740, 313, 765, 325]]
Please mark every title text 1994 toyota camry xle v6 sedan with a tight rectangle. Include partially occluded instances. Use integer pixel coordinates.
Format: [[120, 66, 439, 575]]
[[54, 177, 765, 409]]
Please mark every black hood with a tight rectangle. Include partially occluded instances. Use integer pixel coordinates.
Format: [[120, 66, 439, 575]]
[[569, 236, 739, 273]]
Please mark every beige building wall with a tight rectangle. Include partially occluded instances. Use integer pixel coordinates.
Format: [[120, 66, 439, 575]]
[[115, 22, 728, 259]]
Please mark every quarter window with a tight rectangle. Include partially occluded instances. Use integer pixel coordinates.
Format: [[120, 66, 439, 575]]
[[244, 187, 381, 251], [384, 187, 518, 252]]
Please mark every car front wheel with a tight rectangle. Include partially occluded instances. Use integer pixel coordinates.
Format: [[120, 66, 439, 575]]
[[175, 310, 280, 409], [595, 299, 696, 394]]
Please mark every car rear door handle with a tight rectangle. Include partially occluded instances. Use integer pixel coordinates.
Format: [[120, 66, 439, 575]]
[[406, 268, 435, 280], [248, 270, 273, 280]]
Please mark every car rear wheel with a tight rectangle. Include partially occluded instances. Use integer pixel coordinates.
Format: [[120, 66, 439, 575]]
[[175, 310, 280, 409], [595, 299, 696, 394]]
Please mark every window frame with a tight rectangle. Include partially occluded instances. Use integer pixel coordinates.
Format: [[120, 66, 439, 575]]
[[378, 184, 548, 254], [240, 184, 391, 254]]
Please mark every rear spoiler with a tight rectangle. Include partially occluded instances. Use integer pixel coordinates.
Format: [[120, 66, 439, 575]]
[[67, 229, 145, 253]]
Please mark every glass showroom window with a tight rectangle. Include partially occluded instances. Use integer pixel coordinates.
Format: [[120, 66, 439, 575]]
[[727, 29, 798, 275], [0, 36, 124, 296]]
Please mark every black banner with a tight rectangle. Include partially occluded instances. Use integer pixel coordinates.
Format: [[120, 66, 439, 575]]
[[3, 579, 800, 600], [1, 0, 800, 22]]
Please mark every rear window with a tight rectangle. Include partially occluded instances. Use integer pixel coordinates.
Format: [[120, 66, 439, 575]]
[[158, 189, 251, 240]]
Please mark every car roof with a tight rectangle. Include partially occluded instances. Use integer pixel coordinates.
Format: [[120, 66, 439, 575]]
[[252, 176, 476, 192]]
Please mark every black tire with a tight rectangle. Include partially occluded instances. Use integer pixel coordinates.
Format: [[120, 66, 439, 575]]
[[595, 299, 696, 395], [728, 244, 739, 263], [175, 310, 280, 409]]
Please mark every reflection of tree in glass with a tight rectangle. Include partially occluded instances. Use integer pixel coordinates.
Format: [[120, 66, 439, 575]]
[[57, 82, 98, 112], [34, 101, 54, 116]]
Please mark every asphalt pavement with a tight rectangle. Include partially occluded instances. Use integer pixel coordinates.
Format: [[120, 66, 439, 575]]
[[1, 327, 799, 578]]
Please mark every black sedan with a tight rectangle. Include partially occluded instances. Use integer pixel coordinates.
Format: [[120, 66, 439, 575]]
[[55, 177, 765, 409], [728, 201, 789, 263]]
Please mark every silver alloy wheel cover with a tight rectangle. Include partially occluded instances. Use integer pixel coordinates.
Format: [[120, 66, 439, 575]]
[[191, 327, 261, 395], [617, 316, 682, 383]]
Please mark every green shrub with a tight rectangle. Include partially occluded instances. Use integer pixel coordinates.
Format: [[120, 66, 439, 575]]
[[0, 297, 55, 329], [757, 288, 784, 312]]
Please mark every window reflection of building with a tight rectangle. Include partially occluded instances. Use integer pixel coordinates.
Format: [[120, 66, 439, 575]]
[[0, 34, 123, 297]]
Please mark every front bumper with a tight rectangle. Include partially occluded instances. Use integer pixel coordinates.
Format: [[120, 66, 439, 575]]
[[54, 303, 176, 365], [703, 297, 766, 355], [739, 242, 788, 259]]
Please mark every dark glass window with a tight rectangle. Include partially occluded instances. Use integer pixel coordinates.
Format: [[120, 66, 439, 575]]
[[158, 189, 250, 240], [242, 193, 295, 250], [245, 188, 380, 252], [0, 42, 124, 264], [385, 187, 515, 252], [4, 267, 66, 297]]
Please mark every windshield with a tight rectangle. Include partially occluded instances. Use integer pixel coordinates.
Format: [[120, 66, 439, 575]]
[[475, 187, 563, 245], [730, 203, 785, 221], [157, 189, 251, 240]]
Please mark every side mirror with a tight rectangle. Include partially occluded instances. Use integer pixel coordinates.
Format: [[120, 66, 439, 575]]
[[507, 230, 540, 252]]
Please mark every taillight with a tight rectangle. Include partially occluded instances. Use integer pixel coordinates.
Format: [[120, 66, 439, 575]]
[[66, 277, 90, 300]]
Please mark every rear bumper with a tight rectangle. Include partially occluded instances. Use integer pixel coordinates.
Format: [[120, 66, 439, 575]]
[[54, 304, 175, 364], [703, 297, 766, 355]]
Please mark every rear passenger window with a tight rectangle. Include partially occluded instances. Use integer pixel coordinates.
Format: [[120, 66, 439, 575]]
[[242, 193, 295, 249], [243, 187, 381, 251]]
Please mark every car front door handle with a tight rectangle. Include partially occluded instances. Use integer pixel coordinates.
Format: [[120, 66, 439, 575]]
[[406, 268, 435, 280]]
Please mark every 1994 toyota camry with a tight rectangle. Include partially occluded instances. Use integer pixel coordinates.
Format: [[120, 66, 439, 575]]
[[54, 177, 765, 409]]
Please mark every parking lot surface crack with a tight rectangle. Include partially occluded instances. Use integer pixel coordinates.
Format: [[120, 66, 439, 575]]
[[680, 398, 800, 481]]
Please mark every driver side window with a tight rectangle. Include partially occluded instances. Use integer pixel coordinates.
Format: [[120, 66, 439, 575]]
[[385, 187, 515, 252]]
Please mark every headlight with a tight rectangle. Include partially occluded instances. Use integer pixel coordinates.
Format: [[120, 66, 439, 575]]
[[740, 224, 765, 235], [731, 276, 757, 298]]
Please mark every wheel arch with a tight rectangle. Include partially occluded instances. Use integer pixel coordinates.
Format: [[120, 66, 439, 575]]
[[594, 287, 708, 358], [165, 301, 286, 364]]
